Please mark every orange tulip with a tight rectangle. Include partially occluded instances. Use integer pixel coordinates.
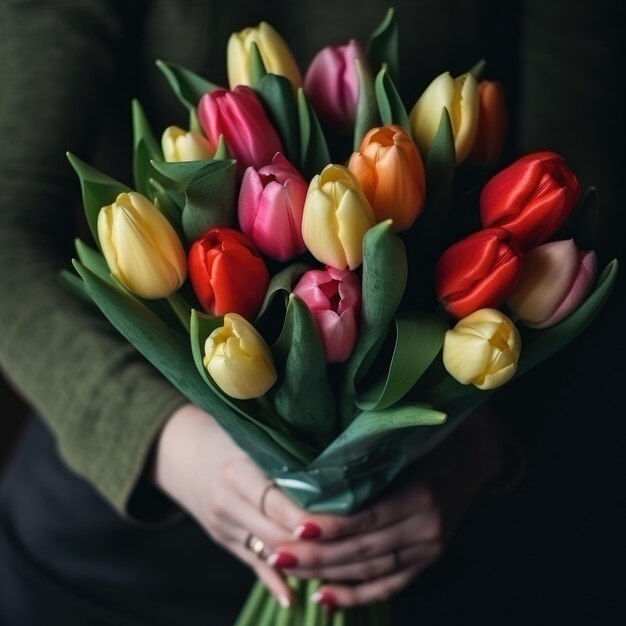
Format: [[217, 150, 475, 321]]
[[468, 81, 508, 167], [348, 125, 425, 232]]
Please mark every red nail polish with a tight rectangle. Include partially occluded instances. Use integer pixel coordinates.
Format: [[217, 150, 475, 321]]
[[312, 589, 337, 614], [294, 522, 322, 539], [268, 551, 299, 569]]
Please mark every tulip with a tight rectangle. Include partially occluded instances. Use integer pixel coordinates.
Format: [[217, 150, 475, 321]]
[[188, 227, 269, 320], [304, 39, 369, 129], [480, 151, 580, 250], [198, 86, 284, 177], [435, 227, 521, 320], [227, 21, 302, 89], [161, 126, 215, 162], [443, 308, 521, 390], [301, 164, 376, 270], [348, 124, 426, 231], [468, 80, 507, 167], [97, 192, 186, 299], [409, 71, 479, 164], [204, 313, 277, 399], [293, 267, 361, 363], [508, 239, 597, 328], [238, 153, 308, 261]]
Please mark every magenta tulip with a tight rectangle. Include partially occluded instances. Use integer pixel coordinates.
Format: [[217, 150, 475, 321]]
[[304, 39, 369, 130], [238, 153, 308, 261], [198, 86, 283, 177], [293, 267, 361, 363]]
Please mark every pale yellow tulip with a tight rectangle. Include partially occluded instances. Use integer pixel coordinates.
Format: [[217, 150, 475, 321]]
[[161, 126, 214, 162]]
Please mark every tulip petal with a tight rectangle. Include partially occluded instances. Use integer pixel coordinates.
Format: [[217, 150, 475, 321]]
[[443, 331, 492, 384], [317, 308, 358, 363]]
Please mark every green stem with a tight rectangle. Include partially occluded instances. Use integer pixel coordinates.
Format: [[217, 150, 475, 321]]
[[233, 580, 270, 626], [166, 291, 191, 332]]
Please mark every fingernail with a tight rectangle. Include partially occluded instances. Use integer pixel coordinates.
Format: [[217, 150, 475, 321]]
[[311, 589, 337, 613], [294, 522, 322, 540], [278, 595, 291, 609], [267, 551, 299, 569]]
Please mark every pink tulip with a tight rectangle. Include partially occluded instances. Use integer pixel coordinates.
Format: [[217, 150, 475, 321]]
[[304, 39, 369, 130], [293, 267, 361, 363], [508, 239, 597, 328], [238, 153, 308, 261], [198, 86, 283, 177]]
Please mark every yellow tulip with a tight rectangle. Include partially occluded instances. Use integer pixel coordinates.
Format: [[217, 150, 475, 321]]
[[409, 71, 479, 164], [203, 313, 277, 399], [301, 164, 376, 270], [348, 124, 426, 232], [442, 308, 521, 390], [97, 192, 187, 299], [227, 22, 302, 89], [161, 126, 215, 162]]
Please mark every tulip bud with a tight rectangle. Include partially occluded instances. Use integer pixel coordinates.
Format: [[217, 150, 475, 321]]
[[98, 192, 186, 299], [227, 21, 302, 89], [304, 39, 370, 129], [198, 86, 284, 177], [467, 80, 507, 167], [508, 239, 597, 328], [188, 227, 269, 320], [293, 267, 361, 363], [443, 308, 521, 390], [409, 71, 479, 164], [301, 164, 376, 270], [204, 313, 277, 399], [480, 151, 580, 250], [238, 153, 308, 261], [435, 227, 521, 320], [348, 124, 426, 232], [161, 126, 215, 162]]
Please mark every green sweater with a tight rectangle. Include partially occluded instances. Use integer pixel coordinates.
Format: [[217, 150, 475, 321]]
[[0, 0, 620, 519]]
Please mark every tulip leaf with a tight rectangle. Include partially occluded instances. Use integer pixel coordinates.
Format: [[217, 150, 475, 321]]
[[152, 188, 184, 234], [516, 258, 619, 377], [59, 269, 92, 305], [312, 403, 446, 468], [214, 134, 232, 160], [132, 99, 165, 198], [155, 59, 219, 111], [356, 313, 448, 411], [367, 8, 399, 82], [271, 295, 336, 446], [297, 88, 331, 181], [467, 58, 486, 81], [181, 159, 237, 242], [374, 67, 410, 133], [150, 159, 215, 188], [249, 42, 268, 88], [342, 220, 407, 424], [74, 238, 113, 285], [353, 59, 378, 151], [66, 152, 131, 246], [258, 73, 300, 164]]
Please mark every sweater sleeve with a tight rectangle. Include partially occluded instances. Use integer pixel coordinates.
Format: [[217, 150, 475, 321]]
[[0, 0, 187, 520]]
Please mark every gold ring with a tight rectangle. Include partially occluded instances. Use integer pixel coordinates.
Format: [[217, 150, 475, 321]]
[[259, 481, 276, 516], [245, 533, 266, 558]]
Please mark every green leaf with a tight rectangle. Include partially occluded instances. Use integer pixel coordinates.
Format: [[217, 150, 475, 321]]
[[74, 239, 113, 285], [271, 295, 336, 445], [249, 41, 268, 87], [342, 221, 407, 422], [467, 58, 486, 81], [132, 99, 164, 197], [66, 152, 131, 245], [150, 159, 214, 188], [356, 313, 448, 411], [73, 259, 304, 472], [297, 88, 331, 180], [367, 8, 399, 81], [59, 269, 92, 305], [313, 403, 446, 467], [213, 134, 232, 160], [258, 73, 300, 164], [353, 59, 378, 151], [155, 59, 219, 111], [374, 67, 410, 133]]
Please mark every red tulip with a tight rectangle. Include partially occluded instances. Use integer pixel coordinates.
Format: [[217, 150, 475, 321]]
[[198, 86, 284, 177], [188, 227, 269, 320], [435, 227, 521, 319], [468, 80, 508, 168], [479, 151, 580, 250]]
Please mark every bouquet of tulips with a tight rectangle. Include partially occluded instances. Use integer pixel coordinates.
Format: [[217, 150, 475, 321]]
[[62, 8, 618, 625]]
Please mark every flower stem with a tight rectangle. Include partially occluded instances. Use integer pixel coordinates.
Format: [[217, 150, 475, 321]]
[[166, 292, 191, 332]]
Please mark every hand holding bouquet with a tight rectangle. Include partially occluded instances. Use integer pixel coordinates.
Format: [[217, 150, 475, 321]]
[[63, 8, 617, 625]]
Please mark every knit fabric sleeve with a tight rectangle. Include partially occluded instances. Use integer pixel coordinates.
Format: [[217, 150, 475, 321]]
[[0, 0, 187, 521]]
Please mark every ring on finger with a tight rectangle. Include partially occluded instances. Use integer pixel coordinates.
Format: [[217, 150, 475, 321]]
[[259, 481, 277, 516], [245, 532, 267, 559]]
